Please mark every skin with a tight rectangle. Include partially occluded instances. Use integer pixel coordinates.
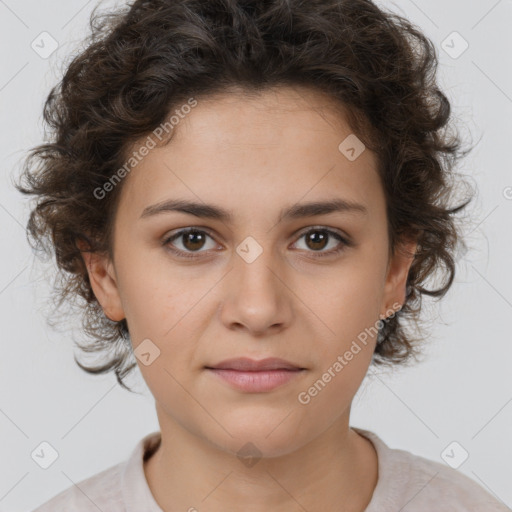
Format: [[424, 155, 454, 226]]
[[81, 85, 417, 512]]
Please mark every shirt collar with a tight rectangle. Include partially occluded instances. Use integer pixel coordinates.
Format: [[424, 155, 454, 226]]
[[352, 427, 411, 511], [121, 427, 407, 512], [121, 430, 163, 512]]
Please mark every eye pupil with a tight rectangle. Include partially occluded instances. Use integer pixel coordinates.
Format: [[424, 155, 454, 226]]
[[183, 231, 206, 251], [307, 230, 328, 251]]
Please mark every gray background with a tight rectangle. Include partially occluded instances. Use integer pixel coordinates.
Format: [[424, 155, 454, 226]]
[[1, 0, 511, 510]]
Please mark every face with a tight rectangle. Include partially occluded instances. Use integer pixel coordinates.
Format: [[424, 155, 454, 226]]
[[83, 85, 415, 457]]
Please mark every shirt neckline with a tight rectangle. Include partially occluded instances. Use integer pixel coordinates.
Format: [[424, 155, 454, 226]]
[[121, 427, 408, 512], [352, 427, 411, 511], [122, 430, 164, 512]]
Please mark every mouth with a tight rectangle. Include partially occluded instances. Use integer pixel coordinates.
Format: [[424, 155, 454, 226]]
[[205, 357, 305, 372], [204, 357, 306, 393]]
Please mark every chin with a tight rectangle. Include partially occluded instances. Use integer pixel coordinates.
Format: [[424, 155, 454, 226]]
[[203, 412, 313, 460]]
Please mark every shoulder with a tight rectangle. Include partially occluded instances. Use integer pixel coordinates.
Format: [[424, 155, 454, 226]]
[[31, 461, 124, 512], [394, 448, 508, 511], [31, 431, 161, 512], [354, 428, 510, 512]]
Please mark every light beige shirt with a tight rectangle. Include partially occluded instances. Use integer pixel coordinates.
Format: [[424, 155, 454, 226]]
[[32, 427, 510, 511]]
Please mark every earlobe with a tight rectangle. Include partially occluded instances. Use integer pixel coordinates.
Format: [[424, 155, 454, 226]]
[[79, 243, 125, 322]]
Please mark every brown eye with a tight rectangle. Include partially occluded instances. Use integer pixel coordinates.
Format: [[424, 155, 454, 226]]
[[181, 230, 207, 251], [293, 227, 351, 257], [163, 228, 219, 259], [304, 230, 329, 251]]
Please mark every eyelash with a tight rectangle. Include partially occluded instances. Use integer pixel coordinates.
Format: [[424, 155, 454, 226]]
[[162, 226, 352, 260]]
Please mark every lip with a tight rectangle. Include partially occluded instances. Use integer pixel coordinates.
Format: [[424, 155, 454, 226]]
[[206, 357, 304, 371], [205, 357, 306, 393]]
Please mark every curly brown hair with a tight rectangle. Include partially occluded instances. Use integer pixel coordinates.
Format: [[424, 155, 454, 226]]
[[15, 0, 474, 392]]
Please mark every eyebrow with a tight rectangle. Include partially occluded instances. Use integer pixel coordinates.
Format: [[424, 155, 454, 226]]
[[140, 197, 368, 222]]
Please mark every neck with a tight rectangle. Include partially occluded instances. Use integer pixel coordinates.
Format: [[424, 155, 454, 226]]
[[143, 407, 378, 512]]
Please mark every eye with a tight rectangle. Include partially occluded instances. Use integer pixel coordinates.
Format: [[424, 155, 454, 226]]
[[162, 228, 219, 259], [162, 226, 352, 260], [292, 227, 351, 257]]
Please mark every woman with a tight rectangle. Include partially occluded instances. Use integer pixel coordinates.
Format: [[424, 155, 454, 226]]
[[17, 0, 507, 510]]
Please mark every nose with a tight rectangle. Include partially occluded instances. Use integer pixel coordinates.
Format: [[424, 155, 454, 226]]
[[218, 242, 293, 336]]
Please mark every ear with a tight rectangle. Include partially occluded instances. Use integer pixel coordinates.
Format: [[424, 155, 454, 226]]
[[380, 238, 418, 318], [77, 240, 125, 322]]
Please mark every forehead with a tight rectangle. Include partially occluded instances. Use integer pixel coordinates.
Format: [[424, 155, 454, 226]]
[[117, 86, 383, 226]]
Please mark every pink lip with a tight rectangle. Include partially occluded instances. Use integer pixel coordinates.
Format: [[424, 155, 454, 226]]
[[206, 357, 303, 371], [207, 368, 305, 392], [205, 357, 306, 392]]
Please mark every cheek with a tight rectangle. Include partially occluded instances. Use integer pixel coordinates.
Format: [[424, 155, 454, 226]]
[[310, 264, 385, 341], [298, 260, 385, 401], [298, 285, 379, 415], [118, 262, 222, 391], [298, 348, 372, 424], [115, 248, 204, 337]]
